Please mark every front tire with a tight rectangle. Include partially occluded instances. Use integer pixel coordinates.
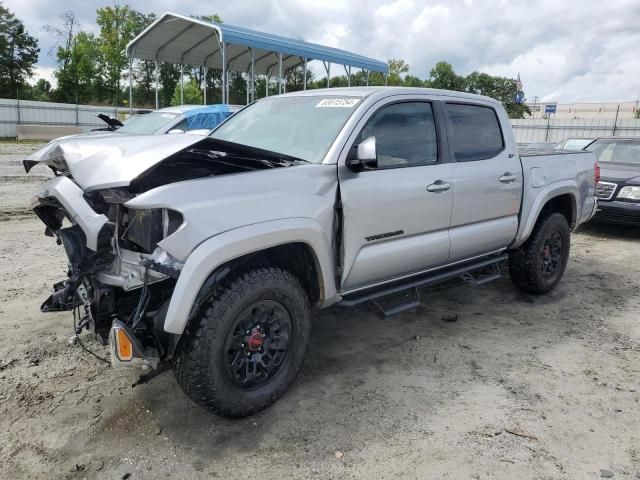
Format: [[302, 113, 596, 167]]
[[508, 212, 570, 294], [174, 267, 311, 418]]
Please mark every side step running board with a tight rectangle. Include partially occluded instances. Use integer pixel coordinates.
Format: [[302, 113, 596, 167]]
[[340, 254, 507, 316]]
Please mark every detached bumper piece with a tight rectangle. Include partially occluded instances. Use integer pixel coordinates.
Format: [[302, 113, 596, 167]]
[[109, 319, 160, 370]]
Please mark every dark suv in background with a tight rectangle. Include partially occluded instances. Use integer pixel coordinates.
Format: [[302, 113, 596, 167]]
[[589, 137, 640, 225]]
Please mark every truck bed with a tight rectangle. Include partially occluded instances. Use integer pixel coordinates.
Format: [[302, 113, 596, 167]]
[[518, 147, 587, 157], [511, 149, 597, 248]]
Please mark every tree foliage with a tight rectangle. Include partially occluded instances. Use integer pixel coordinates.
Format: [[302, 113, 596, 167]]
[[0, 4, 39, 98], [53, 31, 101, 103], [96, 5, 139, 106], [426, 61, 466, 91], [387, 58, 410, 86], [170, 79, 203, 106]]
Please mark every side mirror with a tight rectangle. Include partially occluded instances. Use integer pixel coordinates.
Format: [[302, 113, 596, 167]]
[[167, 129, 184, 134], [346, 136, 377, 171]]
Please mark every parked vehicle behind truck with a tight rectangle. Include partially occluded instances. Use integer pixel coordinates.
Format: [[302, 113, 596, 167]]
[[588, 137, 640, 225], [25, 87, 598, 417]]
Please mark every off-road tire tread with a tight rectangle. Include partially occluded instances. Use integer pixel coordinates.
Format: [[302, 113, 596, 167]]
[[173, 267, 310, 418], [508, 212, 570, 294]]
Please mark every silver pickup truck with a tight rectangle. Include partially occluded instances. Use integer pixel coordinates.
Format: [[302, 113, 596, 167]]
[[25, 87, 598, 417]]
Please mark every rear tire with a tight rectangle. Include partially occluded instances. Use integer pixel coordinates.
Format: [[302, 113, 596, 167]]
[[508, 212, 570, 294], [174, 267, 311, 418]]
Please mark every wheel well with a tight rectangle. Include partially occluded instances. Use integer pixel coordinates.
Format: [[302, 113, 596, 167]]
[[540, 194, 576, 229], [247, 243, 323, 306], [191, 242, 323, 310]]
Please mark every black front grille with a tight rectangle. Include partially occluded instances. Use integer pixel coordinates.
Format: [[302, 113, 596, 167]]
[[596, 209, 640, 225]]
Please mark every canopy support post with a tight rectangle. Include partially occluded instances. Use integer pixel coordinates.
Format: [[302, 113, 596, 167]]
[[180, 65, 184, 105], [278, 52, 283, 94], [327, 62, 331, 88], [365, 70, 370, 86], [384, 73, 388, 86], [302, 57, 307, 90], [265, 74, 269, 97], [155, 61, 159, 109], [128, 56, 133, 114], [221, 42, 227, 104], [344, 65, 351, 87], [249, 47, 255, 103], [203, 67, 207, 104]]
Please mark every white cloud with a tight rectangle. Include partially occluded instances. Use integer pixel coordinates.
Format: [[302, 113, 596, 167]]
[[30, 66, 57, 88], [9, 0, 640, 102]]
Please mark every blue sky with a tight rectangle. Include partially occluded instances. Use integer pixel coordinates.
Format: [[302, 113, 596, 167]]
[[8, 0, 640, 102]]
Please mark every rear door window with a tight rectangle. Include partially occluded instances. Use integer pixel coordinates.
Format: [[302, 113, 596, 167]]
[[445, 103, 504, 161]]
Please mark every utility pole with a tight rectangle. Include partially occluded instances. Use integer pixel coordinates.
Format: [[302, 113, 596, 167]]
[[531, 95, 539, 119]]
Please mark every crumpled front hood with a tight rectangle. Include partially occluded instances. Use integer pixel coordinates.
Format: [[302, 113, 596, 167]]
[[24, 134, 203, 191]]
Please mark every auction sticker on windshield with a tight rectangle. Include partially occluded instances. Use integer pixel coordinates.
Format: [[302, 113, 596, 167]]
[[316, 98, 360, 108]]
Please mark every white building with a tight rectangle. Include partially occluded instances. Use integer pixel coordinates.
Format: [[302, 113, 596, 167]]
[[526, 101, 639, 120]]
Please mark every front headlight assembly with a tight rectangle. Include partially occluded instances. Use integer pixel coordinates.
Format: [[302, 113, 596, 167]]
[[119, 208, 183, 253], [617, 186, 640, 201]]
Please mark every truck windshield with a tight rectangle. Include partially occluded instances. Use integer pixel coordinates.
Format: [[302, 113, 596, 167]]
[[589, 139, 640, 165], [210, 96, 361, 163]]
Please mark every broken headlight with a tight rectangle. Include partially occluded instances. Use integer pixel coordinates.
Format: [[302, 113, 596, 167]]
[[119, 208, 183, 253]]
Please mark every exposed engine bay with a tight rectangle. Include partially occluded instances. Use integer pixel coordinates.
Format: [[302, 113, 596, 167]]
[[26, 135, 306, 370]]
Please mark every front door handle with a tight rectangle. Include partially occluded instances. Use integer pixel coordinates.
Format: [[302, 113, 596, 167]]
[[499, 173, 518, 183], [426, 180, 452, 193]]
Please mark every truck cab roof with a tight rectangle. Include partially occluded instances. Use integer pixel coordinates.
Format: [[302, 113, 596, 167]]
[[279, 86, 501, 106]]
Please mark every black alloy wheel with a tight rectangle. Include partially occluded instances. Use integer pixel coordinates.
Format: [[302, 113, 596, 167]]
[[223, 300, 292, 388]]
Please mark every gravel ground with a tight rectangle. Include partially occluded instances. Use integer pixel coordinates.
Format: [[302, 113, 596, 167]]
[[0, 141, 639, 480]]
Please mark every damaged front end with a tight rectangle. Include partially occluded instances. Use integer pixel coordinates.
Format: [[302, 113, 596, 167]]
[[26, 134, 306, 373], [32, 175, 184, 371]]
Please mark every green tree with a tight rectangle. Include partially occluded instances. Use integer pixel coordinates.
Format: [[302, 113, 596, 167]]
[[28, 78, 52, 101], [387, 58, 409, 86], [159, 63, 180, 107], [53, 31, 102, 104], [0, 4, 39, 98], [403, 75, 424, 87], [130, 11, 157, 107], [426, 61, 465, 91], [44, 11, 78, 66], [96, 5, 139, 105], [170, 79, 203, 106], [466, 71, 530, 118]]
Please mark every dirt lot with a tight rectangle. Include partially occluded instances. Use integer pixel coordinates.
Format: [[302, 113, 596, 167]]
[[1, 141, 639, 480]]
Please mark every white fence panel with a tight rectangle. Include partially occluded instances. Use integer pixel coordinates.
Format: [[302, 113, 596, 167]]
[[2, 98, 640, 141], [0, 98, 127, 137], [512, 118, 640, 144]]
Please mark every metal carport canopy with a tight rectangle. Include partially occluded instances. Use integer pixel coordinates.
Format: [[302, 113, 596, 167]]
[[126, 12, 389, 108]]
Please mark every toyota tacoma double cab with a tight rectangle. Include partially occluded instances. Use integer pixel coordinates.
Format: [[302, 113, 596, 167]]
[[25, 87, 598, 417]]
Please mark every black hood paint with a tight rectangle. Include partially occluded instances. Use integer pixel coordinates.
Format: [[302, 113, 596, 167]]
[[129, 137, 307, 193]]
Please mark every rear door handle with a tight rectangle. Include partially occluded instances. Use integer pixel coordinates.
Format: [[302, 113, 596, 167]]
[[426, 180, 452, 193], [499, 173, 518, 183]]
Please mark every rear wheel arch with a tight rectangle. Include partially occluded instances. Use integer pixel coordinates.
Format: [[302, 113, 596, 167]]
[[539, 193, 577, 230]]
